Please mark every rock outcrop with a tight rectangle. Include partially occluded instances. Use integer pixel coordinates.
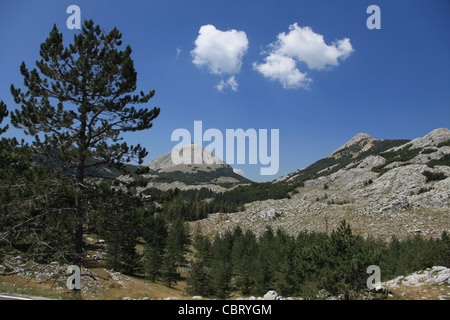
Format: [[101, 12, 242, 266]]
[[384, 266, 450, 288]]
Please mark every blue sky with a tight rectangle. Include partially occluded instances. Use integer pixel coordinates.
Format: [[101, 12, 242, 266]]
[[1, 0, 449, 182]]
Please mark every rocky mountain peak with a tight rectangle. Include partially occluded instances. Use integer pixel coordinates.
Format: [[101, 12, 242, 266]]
[[146, 143, 231, 172], [143, 143, 249, 186], [329, 132, 375, 158]]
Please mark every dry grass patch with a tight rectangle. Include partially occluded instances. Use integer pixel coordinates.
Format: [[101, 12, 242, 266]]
[[387, 284, 450, 300]]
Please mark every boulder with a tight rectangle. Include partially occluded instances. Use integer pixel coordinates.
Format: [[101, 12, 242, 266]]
[[263, 290, 279, 300]]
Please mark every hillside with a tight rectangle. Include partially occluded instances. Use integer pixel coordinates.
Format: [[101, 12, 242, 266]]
[[193, 128, 450, 241], [145, 143, 251, 185], [275, 133, 410, 184]]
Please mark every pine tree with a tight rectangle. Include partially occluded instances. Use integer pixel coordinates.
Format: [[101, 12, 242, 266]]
[[231, 229, 257, 295], [186, 257, 210, 296], [97, 185, 143, 275], [186, 255, 211, 296], [144, 246, 161, 282], [192, 231, 212, 266], [143, 213, 168, 281], [272, 229, 296, 296], [186, 229, 212, 296], [382, 235, 402, 278], [161, 248, 178, 288], [9, 20, 160, 269], [273, 255, 295, 296], [253, 226, 277, 295], [160, 215, 189, 287], [208, 234, 233, 298], [315, 220, 377, 299], [168, 215, 190, 266]]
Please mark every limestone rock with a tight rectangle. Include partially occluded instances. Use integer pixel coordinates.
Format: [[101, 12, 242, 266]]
[[263, 290, 279, 300]]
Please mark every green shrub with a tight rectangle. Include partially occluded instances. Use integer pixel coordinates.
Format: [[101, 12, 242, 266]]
[[421, 148, 436, 154], [422, 170, 447, 182], [427, 154, 450, 168]]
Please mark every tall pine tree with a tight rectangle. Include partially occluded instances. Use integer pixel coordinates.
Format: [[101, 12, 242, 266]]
[[143, 213, 168, 281], [9, 20, 160, 269]]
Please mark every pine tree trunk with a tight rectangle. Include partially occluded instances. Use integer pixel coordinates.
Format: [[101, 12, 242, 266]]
[[73, 116, 87, 297]]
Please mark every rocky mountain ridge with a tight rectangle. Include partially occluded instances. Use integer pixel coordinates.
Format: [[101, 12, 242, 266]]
[[192, 128, 450, 241]]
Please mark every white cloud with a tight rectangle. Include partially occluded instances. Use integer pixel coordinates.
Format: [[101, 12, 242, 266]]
[[192, 24, 248, 91], [192, 24, 248, 75], [253, 53, 311, 89], [276, 23, 353, 70], [254, 23, 354, 89], [233, 168, 245, 176], [216, 76, 239, 92]]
